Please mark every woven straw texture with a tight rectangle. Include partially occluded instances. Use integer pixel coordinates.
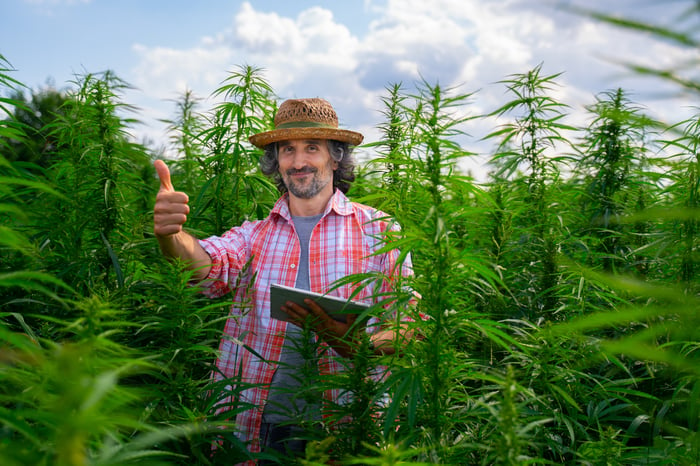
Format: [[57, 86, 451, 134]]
[[249, 98, 363, 148]]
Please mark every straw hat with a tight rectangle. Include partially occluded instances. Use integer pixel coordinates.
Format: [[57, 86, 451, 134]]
[[248, 98, 364, 148]]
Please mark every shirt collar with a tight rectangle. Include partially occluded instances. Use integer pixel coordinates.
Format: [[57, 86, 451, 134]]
[[271, 189, 353, 221]]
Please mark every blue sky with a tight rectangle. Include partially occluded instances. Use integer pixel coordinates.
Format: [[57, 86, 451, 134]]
[[2, 0, 698, 180]]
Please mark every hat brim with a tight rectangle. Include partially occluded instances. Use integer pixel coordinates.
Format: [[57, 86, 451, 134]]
[[248, 127, 364, 149]]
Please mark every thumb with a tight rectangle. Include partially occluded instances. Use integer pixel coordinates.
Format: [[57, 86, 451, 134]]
[[154, 160, 174, 192]]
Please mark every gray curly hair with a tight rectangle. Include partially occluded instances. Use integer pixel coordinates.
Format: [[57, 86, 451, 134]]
[[260, 140, 356, 194]]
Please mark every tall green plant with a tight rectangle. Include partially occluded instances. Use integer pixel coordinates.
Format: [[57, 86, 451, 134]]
[[485, 64, 575, 318], [122, 258, 249, 464], [363, 80, 510, 464], [660, 110, 700, 289], [36, 72, 150, 295], [0, 54, 72, 304], [574, 88, 654, 274], [0, 60, 202, 465], [162, 89, 206, 194], [363, 83, 412, 212], [186, 65, 278, 234], [396, 81, 471, 456]]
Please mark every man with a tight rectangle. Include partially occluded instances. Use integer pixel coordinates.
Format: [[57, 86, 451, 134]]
[[153, 98, 414, 463]]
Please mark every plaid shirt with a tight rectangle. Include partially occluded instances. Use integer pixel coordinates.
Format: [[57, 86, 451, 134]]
[[198, 189, 413, 462]]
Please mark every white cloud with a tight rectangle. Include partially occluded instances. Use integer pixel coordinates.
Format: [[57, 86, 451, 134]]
[[131, 43, 232, 98], [127, 2, 369, 151], [228, 3, 360, 93], [233, 3, 302, 53], [121, 0, 697, 181]]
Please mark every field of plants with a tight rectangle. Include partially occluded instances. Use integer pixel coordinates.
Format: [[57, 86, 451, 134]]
[[1, 10, 699, 466]]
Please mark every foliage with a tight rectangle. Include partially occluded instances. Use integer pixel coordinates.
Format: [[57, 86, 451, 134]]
[[1, 5, 700, 463]]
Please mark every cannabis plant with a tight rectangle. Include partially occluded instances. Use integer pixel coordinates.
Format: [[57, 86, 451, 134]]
[[485, 64, 575, 319]]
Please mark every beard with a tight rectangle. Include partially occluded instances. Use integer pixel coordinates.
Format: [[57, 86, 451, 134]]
[[283, 162, 334, 199]]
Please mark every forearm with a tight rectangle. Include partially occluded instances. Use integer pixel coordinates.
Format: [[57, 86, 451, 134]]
[[283, 299, 417, 358], [157, 231, 212, 282], [370, 322, 414, 356], [328, 323, 414, 358]]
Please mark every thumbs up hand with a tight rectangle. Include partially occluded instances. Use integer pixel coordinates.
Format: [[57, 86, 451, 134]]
[[153, 160, 190, 237]]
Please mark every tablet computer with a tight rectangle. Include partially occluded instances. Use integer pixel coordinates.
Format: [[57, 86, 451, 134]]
[[269, 283, 369, 323]]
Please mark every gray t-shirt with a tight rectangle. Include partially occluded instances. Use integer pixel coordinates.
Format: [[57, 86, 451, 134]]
[[262, 213, 323, 423]]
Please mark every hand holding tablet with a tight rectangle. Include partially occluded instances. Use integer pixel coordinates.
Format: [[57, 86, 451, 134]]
[[269, 283, 369, 323]]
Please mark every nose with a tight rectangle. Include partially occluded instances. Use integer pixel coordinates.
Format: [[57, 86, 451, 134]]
[[289, 152, 307, 169], [284, 145, 313, 169]]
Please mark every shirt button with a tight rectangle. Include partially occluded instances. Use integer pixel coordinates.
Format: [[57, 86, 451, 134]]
[[290, 264, 296, 269]]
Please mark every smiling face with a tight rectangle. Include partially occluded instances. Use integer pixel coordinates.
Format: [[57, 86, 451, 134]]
[[277, 139, 337, 201]]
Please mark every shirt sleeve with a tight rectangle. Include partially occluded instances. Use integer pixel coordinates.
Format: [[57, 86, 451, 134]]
[[197, 227, 251, 299]]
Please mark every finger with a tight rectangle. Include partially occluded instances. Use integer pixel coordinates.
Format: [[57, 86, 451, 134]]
[[281, 303, 305, 327], [154, 191, 190, 210], [154, 160, 174, 192], [154, 212, 188, 226], [284, 300, 311, 318], [302, 299, 333, 324], [303, 299, 322, 315], [153, 221, 185, 237]]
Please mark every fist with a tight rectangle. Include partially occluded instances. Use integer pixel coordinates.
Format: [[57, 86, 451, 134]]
[[153, 160, 190, 237]]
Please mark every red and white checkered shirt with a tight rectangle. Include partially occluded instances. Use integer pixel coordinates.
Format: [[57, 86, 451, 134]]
[[198, 189, 413, 463]]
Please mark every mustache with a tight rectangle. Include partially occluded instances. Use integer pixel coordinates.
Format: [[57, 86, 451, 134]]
[[286, 167, 317, 176]]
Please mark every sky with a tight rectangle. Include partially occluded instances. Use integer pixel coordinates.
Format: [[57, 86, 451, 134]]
[[2, 0, 698, 181]]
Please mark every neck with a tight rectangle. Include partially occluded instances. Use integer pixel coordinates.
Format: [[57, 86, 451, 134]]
[[288, 187, 334, 216]]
